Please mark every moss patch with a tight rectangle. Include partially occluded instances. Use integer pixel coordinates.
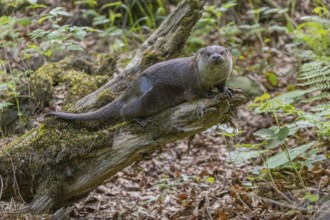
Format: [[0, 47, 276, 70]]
[[35, 57, 110, 107], [95, 89, 116, 108], [140, 50, 166, 70]]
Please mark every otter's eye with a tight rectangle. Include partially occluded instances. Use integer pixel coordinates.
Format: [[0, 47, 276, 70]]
[[206, 52, 211, 56]]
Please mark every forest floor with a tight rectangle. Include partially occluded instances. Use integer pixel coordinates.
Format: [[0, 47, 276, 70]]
[[0, 1, 329, 219]]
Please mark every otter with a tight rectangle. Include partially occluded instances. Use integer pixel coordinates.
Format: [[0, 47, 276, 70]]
[[45, 45, 233, 126]]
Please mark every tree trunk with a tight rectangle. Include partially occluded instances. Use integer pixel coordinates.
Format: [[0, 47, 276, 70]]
[[0, 0, 246, 214]]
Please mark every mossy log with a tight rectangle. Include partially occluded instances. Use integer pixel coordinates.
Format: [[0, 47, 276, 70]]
[[0, 0, 246, 214]]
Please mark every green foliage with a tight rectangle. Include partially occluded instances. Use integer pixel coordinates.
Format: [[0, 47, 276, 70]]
[[265, 142, 315, 169], [74, 0, 165, 39], [0, 4, 94, 127], [294, 60, 330, 136], [291, 9, 330, 59], [298, 60, 330, 102], [295, 19, 330, 57], [228, 90, 326, 191]]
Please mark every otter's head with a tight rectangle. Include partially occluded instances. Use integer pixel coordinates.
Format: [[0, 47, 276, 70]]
[[196, 45, 232, 87]]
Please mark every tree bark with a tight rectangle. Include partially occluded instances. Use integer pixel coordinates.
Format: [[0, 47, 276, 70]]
[[0, 0, 246, 214]]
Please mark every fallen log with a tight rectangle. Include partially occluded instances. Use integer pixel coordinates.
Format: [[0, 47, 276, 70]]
[[0, 0, 246, 214]]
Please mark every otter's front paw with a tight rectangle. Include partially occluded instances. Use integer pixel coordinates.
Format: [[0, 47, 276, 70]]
[[223, 87, 234, 100]]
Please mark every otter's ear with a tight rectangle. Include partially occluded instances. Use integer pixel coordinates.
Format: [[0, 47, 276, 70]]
[[197, 48, 204, 55]]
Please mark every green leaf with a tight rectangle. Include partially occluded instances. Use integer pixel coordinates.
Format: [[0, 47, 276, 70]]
[[47, 30, 62, 39], [74, 0, 98, 6], [304, 192, 319, 202], [44, 50, 52, 57], [235, 143, 264, 149], [27, 3, 47, 9], [254, 127, 277, 140], [277, 126, 289, 140], [101, 1, 122, 10], [265, 142, 315, 169], [228, 148, 268, 164], [247, 7, 269, 15], [50, 7, 72, 17], [266, 139, 285, 148], [73, 28, 87, 40], [304, 154, 327, 167], [0, 102, 14, 109], [38, 15, 52, 24], [263, 8, 280, 15], [18, 18, 31, 27], [66, 44, 83, 51], [93, 15, 110, 26], [254, 93, 270, 103], [265, 71, 278, 86], [206, 176, 215, 183]]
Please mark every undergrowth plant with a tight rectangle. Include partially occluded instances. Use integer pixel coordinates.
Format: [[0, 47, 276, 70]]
[[226, 4, 329, 204], [291, 3, 330, 59], [75, 0, 166, 46], [0, 4, 94, 129]]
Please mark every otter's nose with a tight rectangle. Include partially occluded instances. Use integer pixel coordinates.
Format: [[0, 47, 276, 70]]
[[211, 54, 221, 61]]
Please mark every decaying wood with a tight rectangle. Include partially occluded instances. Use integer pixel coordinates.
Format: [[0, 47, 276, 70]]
[[0, 0, 246, 214]]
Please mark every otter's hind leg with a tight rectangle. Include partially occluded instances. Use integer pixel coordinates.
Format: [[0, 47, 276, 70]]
[[121, 98, 153, 127]]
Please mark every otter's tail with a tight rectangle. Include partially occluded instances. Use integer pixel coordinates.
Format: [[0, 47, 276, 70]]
[[45, 100, 121, 121]]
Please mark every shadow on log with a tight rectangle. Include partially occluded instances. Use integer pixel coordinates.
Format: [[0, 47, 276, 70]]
[[0, 0, 246, 214]]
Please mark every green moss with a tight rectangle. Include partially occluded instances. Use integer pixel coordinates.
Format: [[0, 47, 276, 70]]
[[95, 89, 116, 108], [140, 50, 165, 70], [33, 57, 110, 108], [29, 67, 54, 109]]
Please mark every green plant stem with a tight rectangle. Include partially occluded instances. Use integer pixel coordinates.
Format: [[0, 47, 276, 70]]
[[261, 152, 291, 203], [282, 142, 306, 190], [270, 104, 306, 191]]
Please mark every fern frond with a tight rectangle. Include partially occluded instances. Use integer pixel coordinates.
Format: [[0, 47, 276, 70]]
[[298, 60, 330, 104], [302, 91, 330, 103], [308, 83, 330, 91], [297, 75, 330, 86], [311, 103, 330, 112], [299, 61, 330, 80]]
